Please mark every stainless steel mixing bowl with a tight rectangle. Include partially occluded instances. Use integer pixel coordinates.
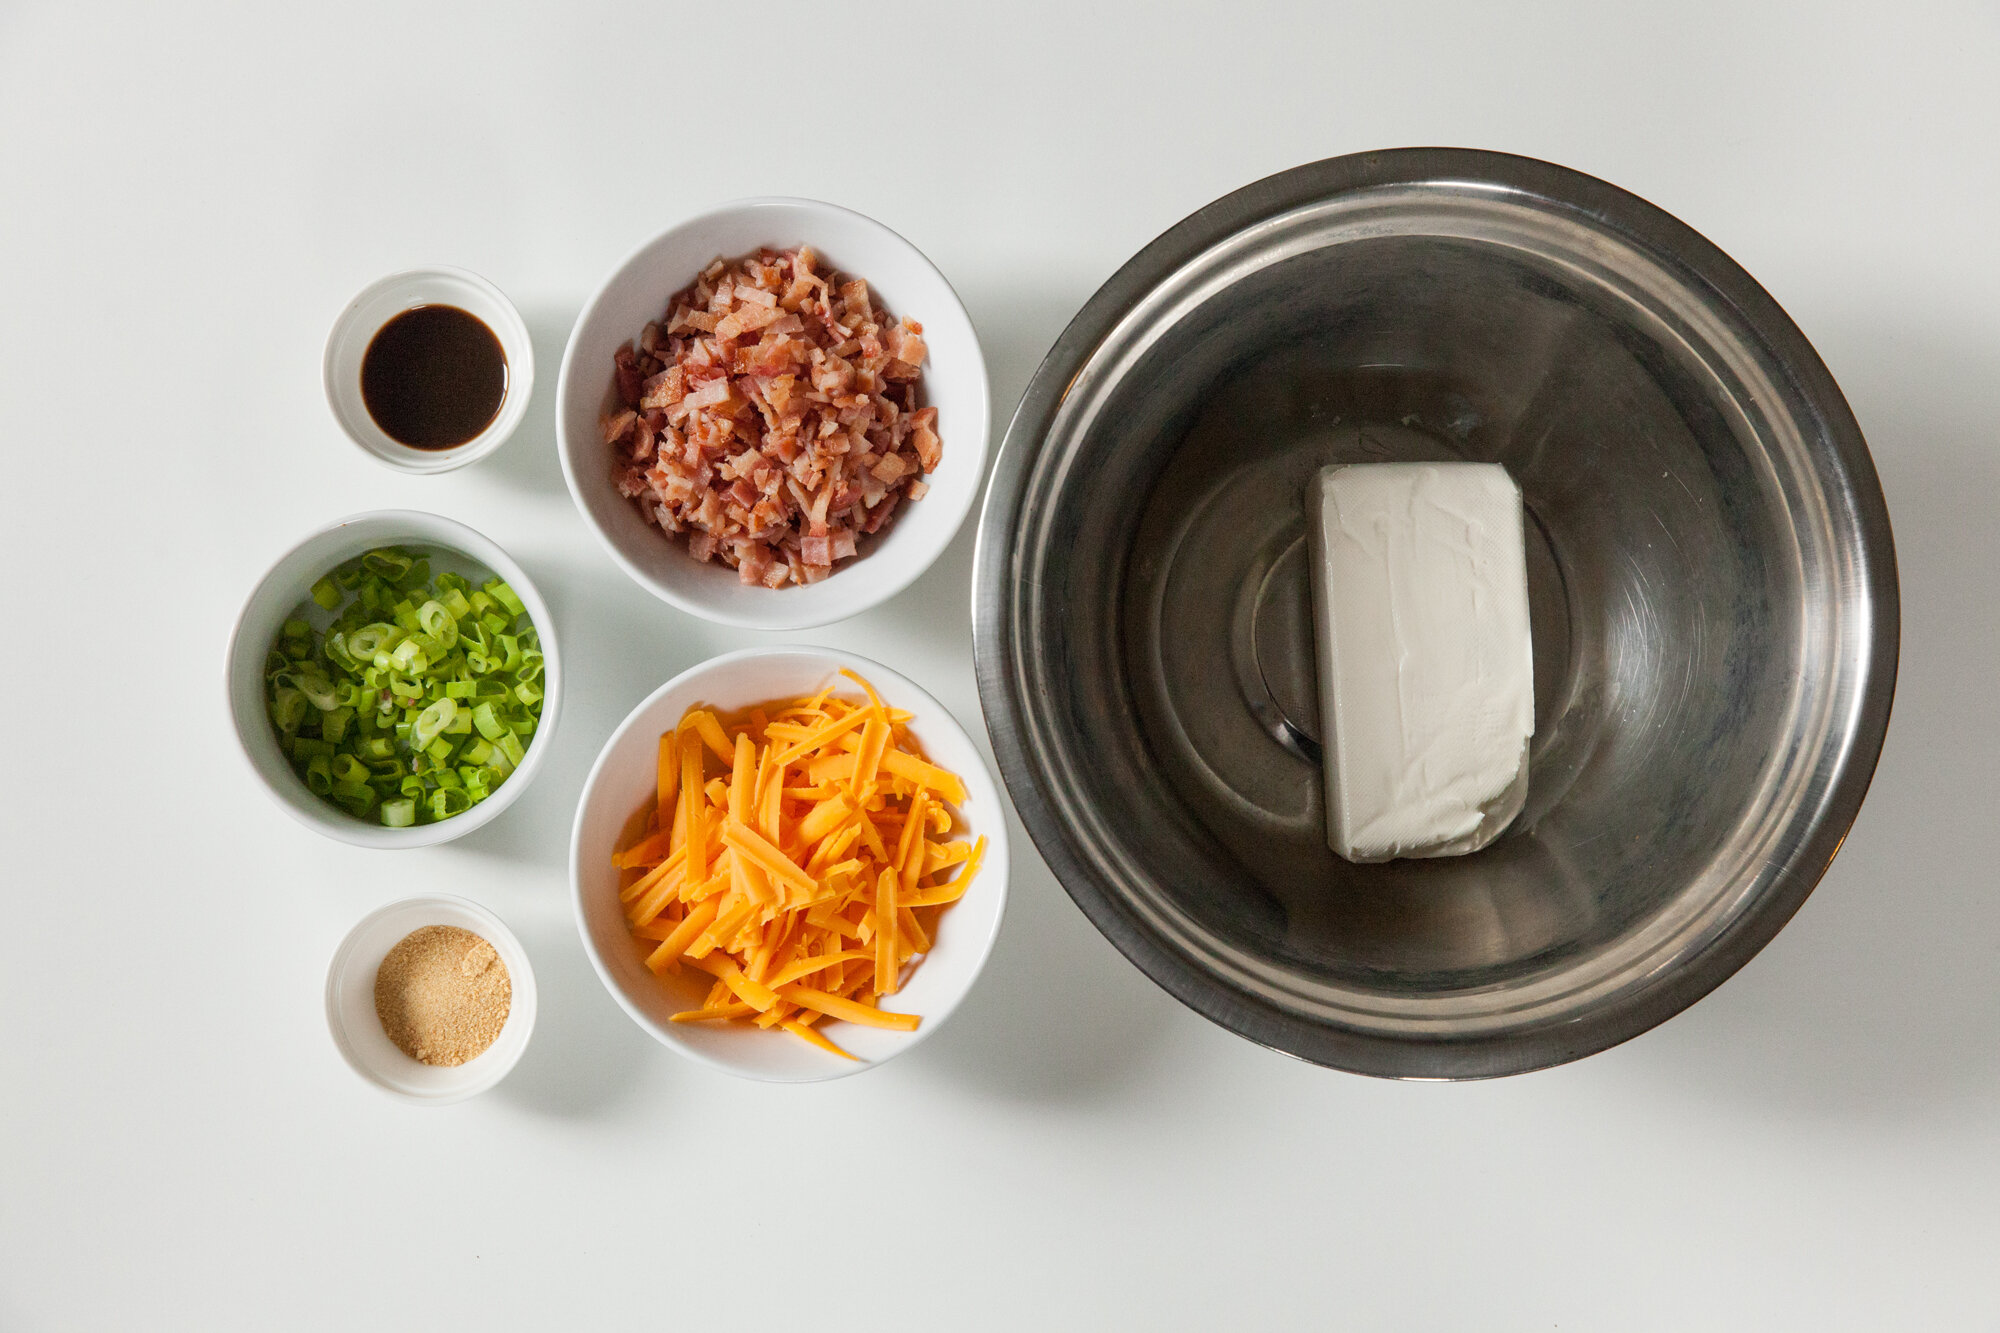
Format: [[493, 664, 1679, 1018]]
[[972, 149, 1899, 1078]]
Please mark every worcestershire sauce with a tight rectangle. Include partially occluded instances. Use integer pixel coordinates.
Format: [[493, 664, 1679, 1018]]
[[360, 305, 508, 449]]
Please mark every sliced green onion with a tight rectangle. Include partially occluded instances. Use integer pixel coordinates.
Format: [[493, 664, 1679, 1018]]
[[389, 638, 430, 676], [271, 687, 308, 733], [324, 633, 359, 674], [417, 600, 460, 649], [431, 788, 472, 821], [410, 696, 456, 750], [484, 579, 526, 618], [267, 545, 542, 827], [296, 669, 340, 712], [346, 623, 397, 659], [472, 702, 505, 741], [361, 550, 413, 581]]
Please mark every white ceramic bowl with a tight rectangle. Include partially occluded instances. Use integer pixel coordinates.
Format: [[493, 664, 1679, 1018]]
[[325, 894, 537, 1104], [556, 198, 991, 630], [323, 267, 534, 474], [571, 647, 1010, 1082], [225, 509, 563, 849]]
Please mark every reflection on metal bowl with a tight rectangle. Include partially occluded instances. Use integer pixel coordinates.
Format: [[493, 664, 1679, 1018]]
[[972, 149, 1898, 1078]]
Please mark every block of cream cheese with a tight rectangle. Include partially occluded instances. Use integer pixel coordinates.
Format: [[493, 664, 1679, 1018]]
[[1307, 462, 1534, 862]]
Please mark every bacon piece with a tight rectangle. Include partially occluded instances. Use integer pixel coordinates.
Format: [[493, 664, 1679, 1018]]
[[613, 348, 644, 407], [884, 319, 926, 366], [684, 378, 741, 413], [640, 367, 685, 411], [911, 419, 941, 472], [601, 409, 638, 445]]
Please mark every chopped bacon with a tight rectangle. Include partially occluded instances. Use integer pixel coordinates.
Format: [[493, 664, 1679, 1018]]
[[606, 247, 940, 587], [613, 348, 645, 408], [640, 367, 685, 411], [601, 409, 638, 445], [684, 377, 740, 412], [884, 320, 926, 367], [737, 544, 773, 585]]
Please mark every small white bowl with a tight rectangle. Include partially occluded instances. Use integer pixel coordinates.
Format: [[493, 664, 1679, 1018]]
[[324, 267, 534, 473], [225, 509, 563, 849], [326, 895, 537, 1104], [571, 647, 1010, 1082], [556, 198, 991, 630]]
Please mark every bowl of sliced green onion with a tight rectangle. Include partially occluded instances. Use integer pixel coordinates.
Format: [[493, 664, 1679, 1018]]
[[227, 510, 561, 848]]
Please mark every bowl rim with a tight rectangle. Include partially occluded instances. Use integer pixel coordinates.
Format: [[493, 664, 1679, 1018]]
[[568, 645, 1011, 1082], [321, 265, 535, 475], [554, 195, 991, 631], [323, 893, 538, 1104], [971, 147, 1901, 1080], [224, 507, 564, 849]]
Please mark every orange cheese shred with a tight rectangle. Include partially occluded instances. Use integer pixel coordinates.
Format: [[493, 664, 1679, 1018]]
[[613, 671, 987, 1060]]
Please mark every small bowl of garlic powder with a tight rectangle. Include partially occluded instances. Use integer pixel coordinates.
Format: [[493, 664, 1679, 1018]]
[[325, 895, 537, 1104]]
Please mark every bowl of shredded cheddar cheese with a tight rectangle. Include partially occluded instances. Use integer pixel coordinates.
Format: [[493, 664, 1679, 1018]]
[[570, 647, 1010, 1081]]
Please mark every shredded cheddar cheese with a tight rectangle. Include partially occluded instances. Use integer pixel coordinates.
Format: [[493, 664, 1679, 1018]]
[[616, 670, 989, 1061]]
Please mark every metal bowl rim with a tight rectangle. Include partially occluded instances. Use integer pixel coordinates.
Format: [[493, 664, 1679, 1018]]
[[970, 147, 1900, 1079]]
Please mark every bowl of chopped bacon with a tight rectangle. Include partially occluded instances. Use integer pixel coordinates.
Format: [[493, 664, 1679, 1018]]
[[557, 199, 990, 630]]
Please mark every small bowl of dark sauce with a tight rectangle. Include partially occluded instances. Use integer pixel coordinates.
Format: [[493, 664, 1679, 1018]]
[[323, 268, 534, 473]]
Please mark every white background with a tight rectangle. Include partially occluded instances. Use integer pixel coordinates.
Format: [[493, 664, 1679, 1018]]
[[3, 3, 1996, 1328]]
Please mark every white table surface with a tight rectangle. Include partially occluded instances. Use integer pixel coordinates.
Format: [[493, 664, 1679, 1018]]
[[4, 3, 1996, 1328]]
